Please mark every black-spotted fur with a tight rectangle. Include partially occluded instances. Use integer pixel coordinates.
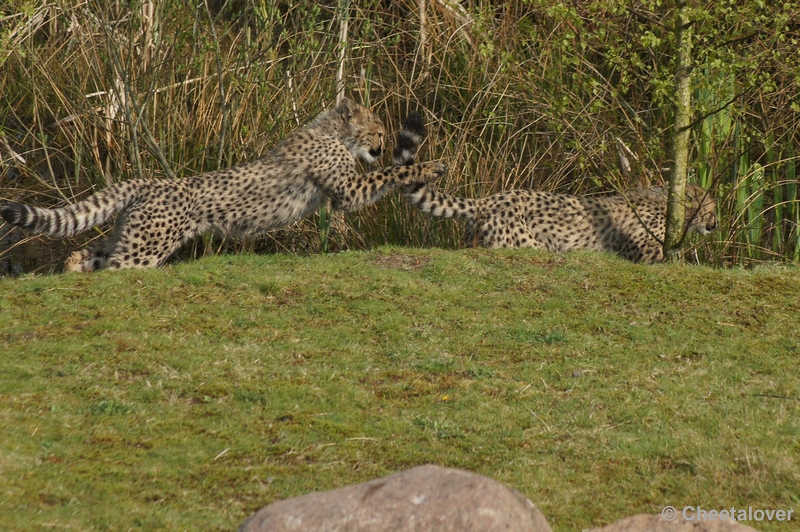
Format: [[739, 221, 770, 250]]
[[1, 100, 445, 271], [404, 183, 717, 263]]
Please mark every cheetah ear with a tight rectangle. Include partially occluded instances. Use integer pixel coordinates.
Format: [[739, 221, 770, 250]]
[[337, 98, 357, 124]]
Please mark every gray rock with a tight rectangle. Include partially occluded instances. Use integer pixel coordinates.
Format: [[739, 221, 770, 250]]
[[589, 513, 761, 532], [239, 464, 552, 532]]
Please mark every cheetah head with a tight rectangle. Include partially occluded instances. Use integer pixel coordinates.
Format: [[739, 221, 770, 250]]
[[685, 184, 718, 235], [336, 98, 386, 164]]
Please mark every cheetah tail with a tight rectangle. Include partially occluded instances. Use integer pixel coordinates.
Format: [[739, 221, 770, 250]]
[[393, 111, 426, 166], [403, 183, 478, 222], [1, 180, 144, 237], [394, 111, 475, 221]]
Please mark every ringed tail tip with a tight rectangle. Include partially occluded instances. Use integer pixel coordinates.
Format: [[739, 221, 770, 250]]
[[402, 111, 426, 138], [1, 202, 27, 226]]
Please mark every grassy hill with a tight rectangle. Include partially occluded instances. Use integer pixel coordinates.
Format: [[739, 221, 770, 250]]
[[1, 248, 798, 530]]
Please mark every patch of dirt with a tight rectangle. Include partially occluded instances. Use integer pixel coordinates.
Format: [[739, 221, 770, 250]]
[[375, 253, 429, 271]]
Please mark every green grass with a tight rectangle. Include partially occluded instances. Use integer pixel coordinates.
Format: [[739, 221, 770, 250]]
[[1, 248, 798, 531]]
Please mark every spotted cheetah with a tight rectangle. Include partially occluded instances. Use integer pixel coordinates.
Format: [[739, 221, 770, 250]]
[[404, 182, 717, 263], [1, 99, 445, 271]]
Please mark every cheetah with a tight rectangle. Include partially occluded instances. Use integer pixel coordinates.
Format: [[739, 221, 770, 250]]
[[1, 99, 445, 271], [403, 182, 717, 263]]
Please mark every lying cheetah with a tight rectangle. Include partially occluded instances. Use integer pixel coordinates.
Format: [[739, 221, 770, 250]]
[[1, 99, 445, 271], [404, 182, 717, 263]]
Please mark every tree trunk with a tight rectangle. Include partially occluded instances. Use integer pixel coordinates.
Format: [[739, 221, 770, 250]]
[[335, 0, 350, 105], [325, 0, 351, 253], [663, 1, 693, 262]]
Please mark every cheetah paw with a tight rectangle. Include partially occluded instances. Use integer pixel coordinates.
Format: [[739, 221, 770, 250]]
[[65, 249, 107, 272], [422, 161, 448, 183]]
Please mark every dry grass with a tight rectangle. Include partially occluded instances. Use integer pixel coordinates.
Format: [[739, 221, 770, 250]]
[[1, 0, 799, 274]]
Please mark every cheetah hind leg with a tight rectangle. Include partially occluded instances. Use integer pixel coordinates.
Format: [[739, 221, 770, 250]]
[[63, 209, 132, 272], [63, 210, 136, 272], [101, 211, 191, 270], [64, 245, 111, 272]]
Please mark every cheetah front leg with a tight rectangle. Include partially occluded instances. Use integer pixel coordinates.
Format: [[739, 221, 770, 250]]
[[327, 162, 447, 213], [637, 242, 664, 264]]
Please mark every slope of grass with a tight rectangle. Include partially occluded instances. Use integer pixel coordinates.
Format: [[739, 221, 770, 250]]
[[1, 248, 798, 531]]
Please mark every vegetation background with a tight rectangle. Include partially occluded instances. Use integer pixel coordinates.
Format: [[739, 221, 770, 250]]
[[1, 0, 799, 273], [1, 3, 799, 531]]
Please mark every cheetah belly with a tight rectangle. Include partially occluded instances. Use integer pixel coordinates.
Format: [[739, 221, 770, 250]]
[[525, 206, 604, 253], [233, 180, 324, 236], [192, 176, 324, 237]]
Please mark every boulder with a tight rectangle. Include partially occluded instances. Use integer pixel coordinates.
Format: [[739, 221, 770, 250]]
[[239, 464, 552, 532]]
